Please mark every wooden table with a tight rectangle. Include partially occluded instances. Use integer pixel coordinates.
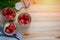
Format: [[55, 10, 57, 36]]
[[17, 5, 60, 40]]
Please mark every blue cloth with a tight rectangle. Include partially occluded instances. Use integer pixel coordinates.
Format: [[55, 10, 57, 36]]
[[0, 27, 23, 40]]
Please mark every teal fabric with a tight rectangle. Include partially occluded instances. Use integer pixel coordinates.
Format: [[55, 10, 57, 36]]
[[0, 26, 23, 40]]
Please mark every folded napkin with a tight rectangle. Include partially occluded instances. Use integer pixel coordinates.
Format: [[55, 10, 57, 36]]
[[0, 26, 23, 40]]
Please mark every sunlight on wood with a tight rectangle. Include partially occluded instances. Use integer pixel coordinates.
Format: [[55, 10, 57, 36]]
[[29, 0, 60, 5]]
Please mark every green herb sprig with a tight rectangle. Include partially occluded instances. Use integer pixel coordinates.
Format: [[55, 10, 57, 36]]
[[0, 0, 20, 10]]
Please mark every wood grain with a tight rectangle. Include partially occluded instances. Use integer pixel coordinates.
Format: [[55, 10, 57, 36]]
[[16, 5, 60, 40]]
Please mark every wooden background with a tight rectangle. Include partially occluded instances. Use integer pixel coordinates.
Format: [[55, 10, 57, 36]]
[[17, 0, 60, 40], [16, 5, 60, 40]]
